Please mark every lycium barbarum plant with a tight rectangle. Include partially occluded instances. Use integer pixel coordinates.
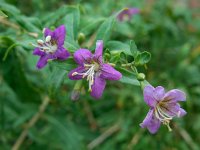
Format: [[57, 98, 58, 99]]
[[31, 8, 187, 134]]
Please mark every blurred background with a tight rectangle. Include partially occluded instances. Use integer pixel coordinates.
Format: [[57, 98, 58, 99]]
[[0, 0, 200, 149]]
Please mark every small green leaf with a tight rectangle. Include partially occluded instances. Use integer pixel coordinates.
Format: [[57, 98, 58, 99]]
[[106, 41, 131, 55], [135, 51, 151, 66], [96, 14, 117, 43], [80, 17, 104, 36], [130, 40, 138, 58], [0, 10, 7, 18], [47, 66, 67, 96], [117, 68, 140, 86], [120, 52, 127, 63], [49, 57, 77, 71]]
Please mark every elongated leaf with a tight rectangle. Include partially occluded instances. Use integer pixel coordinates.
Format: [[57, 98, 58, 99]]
[[106, 41, 131, 55], [117, 68, 140, 86], [135, 51, 151, 66], [96, 15, 116, 43], [0, 10, 7, 18], [49, 57, 77, 71], [130, 40, 138, 57]]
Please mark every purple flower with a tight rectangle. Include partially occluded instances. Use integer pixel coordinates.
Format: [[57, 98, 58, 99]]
[[68, 40, 122, 99], [32, 25, 70, 69], [117, 8, 140, 22], [140, 85, 187, 134]]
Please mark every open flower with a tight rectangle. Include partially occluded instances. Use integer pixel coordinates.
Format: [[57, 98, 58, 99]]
[[140, 85, 186, 134], [68, 40, 122, 99], [32, 25, 70, 69], [117, 8, 140, 21]]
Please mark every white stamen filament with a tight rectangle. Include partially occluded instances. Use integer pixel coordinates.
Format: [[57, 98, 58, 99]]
[[154, 105, 174, 131], [32, 35, 57, 53], [45, 35, 51, 42], [72, 64, 97, 92]]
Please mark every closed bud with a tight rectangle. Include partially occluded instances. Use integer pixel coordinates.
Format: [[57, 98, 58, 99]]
[[78, 32, 85, 45], [71, 90, 80, 101], [137, 73, 145, 81]]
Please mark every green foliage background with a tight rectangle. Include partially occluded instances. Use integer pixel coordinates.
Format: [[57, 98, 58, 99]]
[[0, 0, 200, 149]]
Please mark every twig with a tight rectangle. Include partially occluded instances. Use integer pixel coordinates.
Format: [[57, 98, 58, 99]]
[[83, 100, 97, 130], [127, 129, 144, 150], [0, 18, 19, 30], [174, 123, 198, 150], [0, 18, 38, 38], [87, 122, 121, 150], [86, 32, 96, 48], [12, 96, 50, 150]]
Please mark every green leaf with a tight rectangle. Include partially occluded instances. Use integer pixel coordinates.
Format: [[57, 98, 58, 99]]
[[130, 40, 138, 58], [65, 6, 80, 40], [96, 15, 116, 43], [117, 68, 140, 86], [47, 66, 67, 96], [106, 41, 131, 55], [0, 2, 20, 15], [135, 51, 151, 66], [80, 17, 104, 36], [0, 10, 7, 18], [49, 57, 77, 71], [45, 115, 83, 150]]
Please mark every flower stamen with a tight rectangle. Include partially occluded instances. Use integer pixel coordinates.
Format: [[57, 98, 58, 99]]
[[32, 35, 57, 53], [155, 105, 174, 131], [72, 63, 99, 92]]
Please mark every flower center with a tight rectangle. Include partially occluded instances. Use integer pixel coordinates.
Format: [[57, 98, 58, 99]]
[[72, 62, 100, 92], [32, 35, 57, 53], [154, 104, 174, 131]]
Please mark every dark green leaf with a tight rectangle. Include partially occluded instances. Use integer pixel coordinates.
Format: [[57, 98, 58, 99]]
[[135, 51, 151, 66], [130, 40, 138, 58]]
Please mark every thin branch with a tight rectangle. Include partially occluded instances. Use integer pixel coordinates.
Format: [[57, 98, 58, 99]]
[[12, 96, 50, 150], [0, 18, 38, 38], [87, 122, 121, 150], [127, 129, 144, 150], [174, 123, 198, 150], [86, 32, 96, 48], [0, 18, 19, 30], [83, 100, 97, 130]]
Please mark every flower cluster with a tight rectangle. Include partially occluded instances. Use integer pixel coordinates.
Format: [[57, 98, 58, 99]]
[[32, 23, 186, 134]]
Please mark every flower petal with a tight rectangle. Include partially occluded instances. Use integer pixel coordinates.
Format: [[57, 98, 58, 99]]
[[68, 66, 85, 80], [163, 89, 186, 103], [178, 108, 187, 117], [54, 47, 70, 60], [140, 109, 161, 134], [36, 55, 49, 69], [129, 8, 140, 15], [73, 49, 93, 65], [90, 76, 106, 99], [143, 85, 157, 108], [33, 48, 45, 56], [100, 64, 122, 80], [52, 25, 66, 46], [44, 28, 53, 37], [94, 40, 103, 63], [154, 86, 165, 101], [161, 103, 186, 118], [117, 8, 139, 21]]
